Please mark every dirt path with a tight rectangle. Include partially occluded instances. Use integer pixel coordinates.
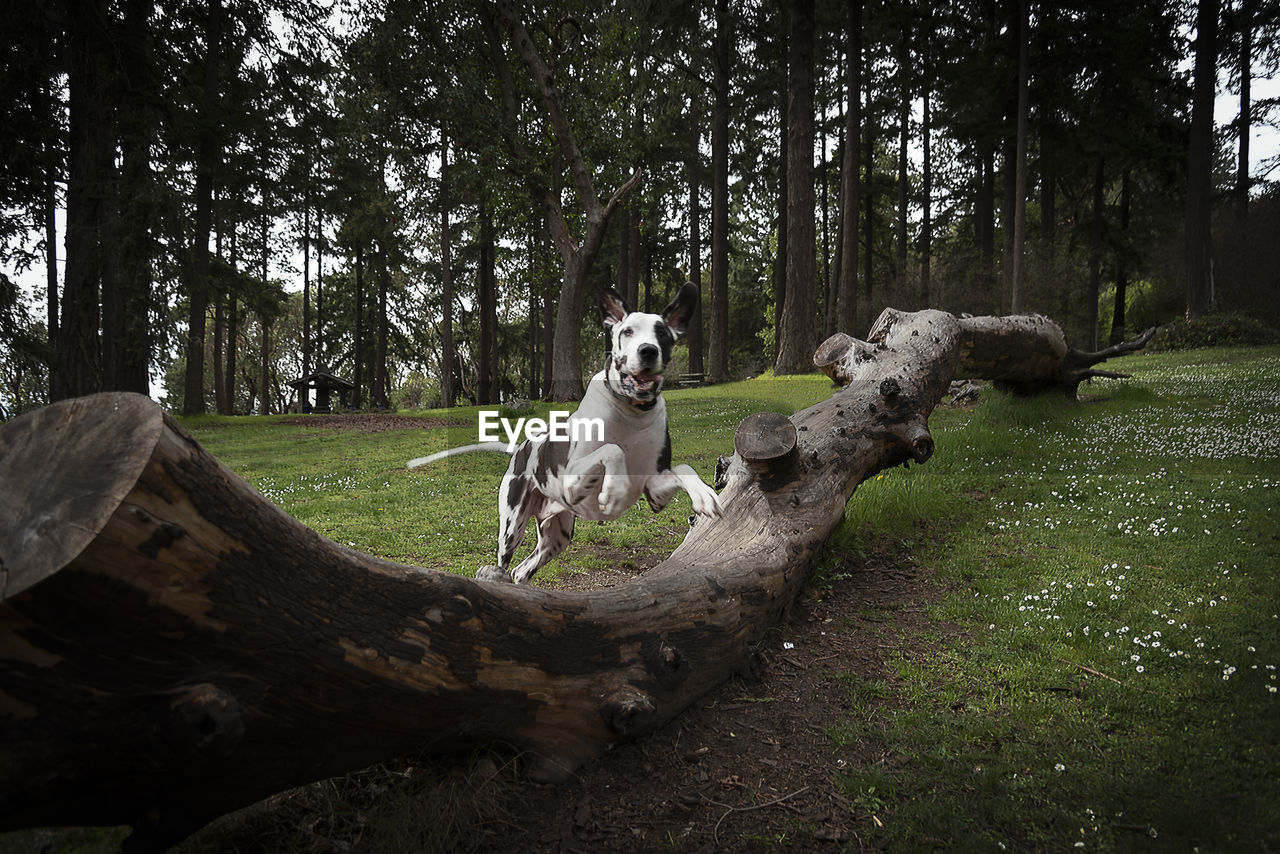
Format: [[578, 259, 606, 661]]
[[482, 555, 940, 854]]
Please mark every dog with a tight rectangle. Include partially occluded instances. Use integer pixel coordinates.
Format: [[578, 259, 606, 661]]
[[407, 282, 722, 584]]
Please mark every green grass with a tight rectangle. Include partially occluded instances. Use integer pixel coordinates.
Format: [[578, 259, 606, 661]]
[[822, 346, 1280, 851], [20, 348, 1272, 852], [181, 373, 835, 580]]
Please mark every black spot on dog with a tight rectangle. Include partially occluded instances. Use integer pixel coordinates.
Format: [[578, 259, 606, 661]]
[[534, 439, 571, 488], [654, 322, 675, 366]]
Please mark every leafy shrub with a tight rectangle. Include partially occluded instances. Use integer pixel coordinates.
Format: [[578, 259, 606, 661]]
[[1150, 313, 1280, 351]]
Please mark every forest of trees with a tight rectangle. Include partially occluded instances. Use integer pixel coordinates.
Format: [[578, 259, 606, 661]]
[[0, 0, 1277, 417]]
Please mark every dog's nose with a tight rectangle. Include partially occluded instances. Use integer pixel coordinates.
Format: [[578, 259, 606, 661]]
[[638, 343, 659, 364]]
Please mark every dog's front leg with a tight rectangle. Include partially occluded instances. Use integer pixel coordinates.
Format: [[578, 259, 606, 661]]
[[646, 465, 722, 519], [562, 444, 631, 518]]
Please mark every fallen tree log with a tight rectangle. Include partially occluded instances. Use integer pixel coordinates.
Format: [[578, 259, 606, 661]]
[[813, 310, 1155, 397], [0, 309, 1149, 850]]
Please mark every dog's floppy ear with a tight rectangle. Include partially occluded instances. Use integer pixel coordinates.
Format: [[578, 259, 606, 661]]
[[661, 282, 699, 337], [599, 288, 629, 328]]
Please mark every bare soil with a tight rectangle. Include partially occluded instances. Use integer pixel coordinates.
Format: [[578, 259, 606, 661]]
[[498, 554, 942, 854], [278, 414, 470, 433]]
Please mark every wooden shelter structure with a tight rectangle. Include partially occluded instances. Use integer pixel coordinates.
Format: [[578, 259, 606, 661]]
[[287, 369, 354, 413]]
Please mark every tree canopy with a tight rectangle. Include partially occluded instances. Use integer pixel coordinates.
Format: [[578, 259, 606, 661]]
[[0, 0, 1276, 417]]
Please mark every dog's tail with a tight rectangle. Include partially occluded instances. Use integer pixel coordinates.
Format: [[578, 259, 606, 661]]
[[406, 442, 514, 470]]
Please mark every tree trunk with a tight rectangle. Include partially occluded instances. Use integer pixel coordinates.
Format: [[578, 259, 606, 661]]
[[259, 219, 271, 416], [836, 0, 861, 336], [978, 140, 995, 303], [1185, 0, 1220, 318], [775, 0, 817, 375], [259, 319, 271, 415], [303, 190, 312, 385], [375, 233, 390, 410], [109, 0, 155, 397], [44, 82, 59, 353], [687, 107, 705, 376], [213, 293, 225, 415], [182, 0, 222, 415], [617, 203, 632, 306], [1010, 0, 1030, 314], [1111, 168, 1131, 346], [0, 308, 1152, 851], [895, 31, 909, 307], [1236, 0, 1252, 224], [353, 245, 364, 409], [920, 72, 932, 308], [56, 0, 114, 402], [529, 235, 540, 400], [773, 77, 788, 360], [440, 130, 454, 408], [708, 0, 731, 383], [478, 193, 497, 406], [1087, 155, 1105, 349], [864, 120, 874, 308], [225, 227, 238, 414]]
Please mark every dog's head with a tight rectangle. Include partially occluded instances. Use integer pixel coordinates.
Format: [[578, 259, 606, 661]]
[[600, 282, 698, 406]]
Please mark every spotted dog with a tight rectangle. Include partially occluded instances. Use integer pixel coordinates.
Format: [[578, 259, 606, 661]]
[[407, 282, 722, 583]]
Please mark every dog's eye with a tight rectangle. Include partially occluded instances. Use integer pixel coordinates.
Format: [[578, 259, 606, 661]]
[[621, 328, 634, 337]]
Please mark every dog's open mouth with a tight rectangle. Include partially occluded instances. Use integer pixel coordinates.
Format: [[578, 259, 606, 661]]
[[621, 370, 663, 399]]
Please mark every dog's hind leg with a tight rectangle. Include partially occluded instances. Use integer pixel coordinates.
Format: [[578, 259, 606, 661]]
[[477, 450, 541, 584], [509, 509, 576, 584]]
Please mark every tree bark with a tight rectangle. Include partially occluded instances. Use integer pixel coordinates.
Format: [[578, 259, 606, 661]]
[[1010, 0, 1030, 314], [1111, 168, 1131, 345], [55, 0, 114, 402], [440, 129, 454, 408], [708, 0, 731, 383], [687, 107, 705, 376], [1236, 0, 1252, 223], [837, 0, 861, 336], [895, 31, 909, 306], [1087, 155, 1105, 349], [920, 71, 932, 308], [259, 219, 271, 416], [775, 0, 818, 375], [478, 193, 498, 406], [353, 244, 365, 409], [182, 0, 222, 415], [0, 307, 1151, 850], [1185, 0, 1220, 318]]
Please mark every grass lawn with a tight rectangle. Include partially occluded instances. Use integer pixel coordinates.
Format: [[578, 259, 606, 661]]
[[823, 345, 1280, 850], [182, 346, 1278, 851], [8, 345, 1274, 853]]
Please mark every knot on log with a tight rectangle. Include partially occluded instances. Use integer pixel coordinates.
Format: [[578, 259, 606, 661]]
[[734, 412, 798, 491], [168, 683, 244, 757], [902, 424, 934, 464], [879, 378, 901, 399], [601, 687, 656, 737]]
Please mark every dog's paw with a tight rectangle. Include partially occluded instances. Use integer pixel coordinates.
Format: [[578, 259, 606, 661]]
[[475, 565, 512, 584], [689, 483, 723, 519], [598, 474, 631, 518]]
